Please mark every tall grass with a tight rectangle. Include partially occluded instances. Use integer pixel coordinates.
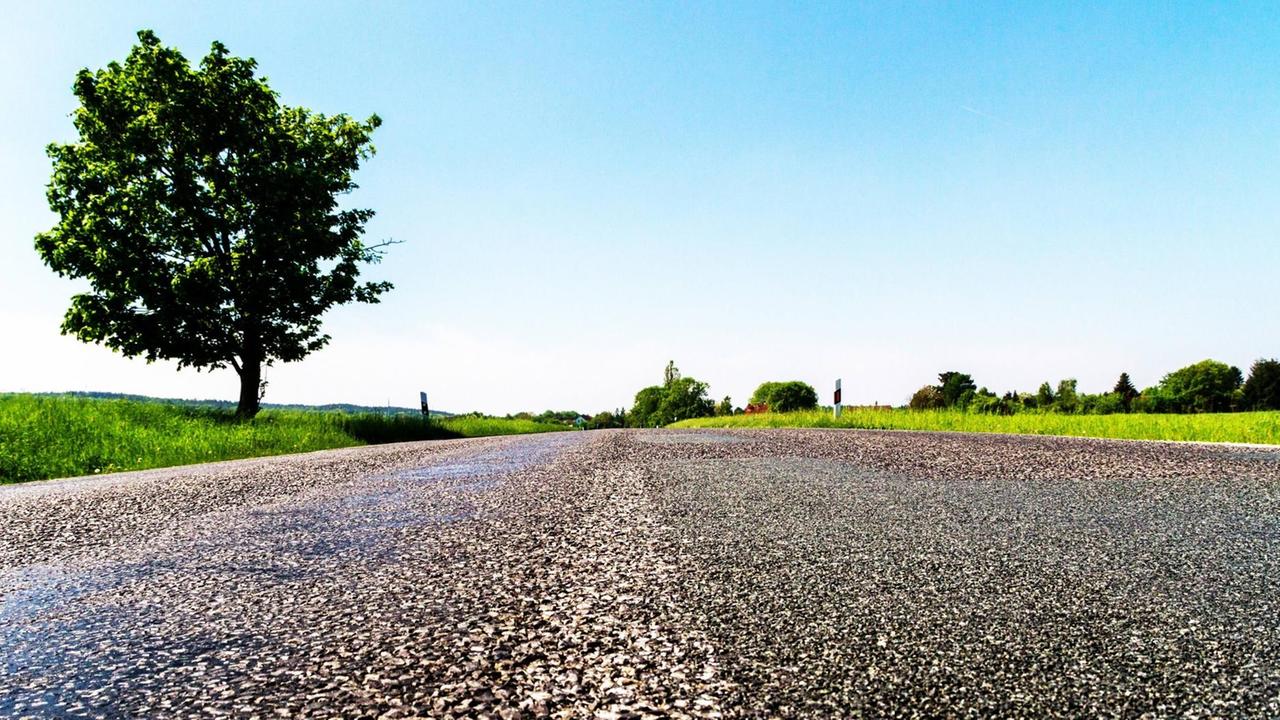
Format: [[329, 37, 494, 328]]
[[671, 408, 1280, 445], [0, 394, 566, 483]]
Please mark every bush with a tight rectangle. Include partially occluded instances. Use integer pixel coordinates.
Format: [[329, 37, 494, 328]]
[[909, 386, 946, 410], [1082, 393, 1124, 415], [749, 381, 819, 413]]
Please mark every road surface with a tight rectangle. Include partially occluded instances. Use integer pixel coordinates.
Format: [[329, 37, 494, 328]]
[[2, 429, 1279, 718]]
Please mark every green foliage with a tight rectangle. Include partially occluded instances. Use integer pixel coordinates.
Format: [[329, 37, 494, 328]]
[[968, 393, 1004, 415], [1036, 382, 1055, 408], [1083, 392, 1125, 415], [909, 386, 946, 410], [715, 396, 734, 417], [629, 361, 715, 426], [1242, 359, 1280, 411], [532, 410, 584, 425], [586, 411, 618, 429], [970, 390, 1018, 415], [938, 372, 977, 408], [749, 381, 818, 413], [1145, 360, 1244, 413], [1055, 379, 1080, 414], [672, 408, 1280, 445], [658, 377, 716, 424], [630, 386, 666, 427], [1113, 372, 1138, 412], [35, 31, 390, 417], [0, 394, 565, 483]]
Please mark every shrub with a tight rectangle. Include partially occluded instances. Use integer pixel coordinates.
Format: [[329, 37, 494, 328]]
[[909, 386, 946, 410], [1083, 393, 1124, 415], [750, 381, 819, 413]]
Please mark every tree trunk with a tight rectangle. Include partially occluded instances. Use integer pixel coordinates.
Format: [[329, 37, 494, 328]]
[[236, 357, 262, 419]]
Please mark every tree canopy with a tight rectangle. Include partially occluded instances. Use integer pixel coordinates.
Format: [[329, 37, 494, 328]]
[[35, 30, 391, 417], [749, 381, 819, 413], [1142, 360, 1243, 413], [938, 372, 977, 408], [1242, 359, 1280, 410], [628, 362, 715, 427], [909, 385, 945, 410]]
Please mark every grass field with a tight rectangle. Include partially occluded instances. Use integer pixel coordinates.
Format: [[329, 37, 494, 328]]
[[671, 408, 1280, 445], [0, 394, 567, 483]]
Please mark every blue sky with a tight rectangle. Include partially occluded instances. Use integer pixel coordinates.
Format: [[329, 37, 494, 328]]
[[2, 2, 1277, 414]]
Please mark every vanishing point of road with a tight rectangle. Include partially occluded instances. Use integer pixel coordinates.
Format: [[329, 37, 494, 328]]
[[2, 429, 1278, 718]]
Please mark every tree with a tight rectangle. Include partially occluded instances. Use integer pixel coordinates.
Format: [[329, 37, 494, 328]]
[[1113, 372, 1139, 412], [938, 372, 977, 408], [715, 396, 734, 416], [658, 377, 715, 423], [909, 385, 945, 410], [749, 381, 818, 413], [588, 411, 621, 430], [630, 362, 715, 426], [1151, 359, 1243, 413], [35, 31, 391, 417], [1036, 382, 1055, 408], [630, 386, 665, 427], [664, 360, 681, 387], [1055, 379, 1080, 413], [1242, 359, 1280, 410]]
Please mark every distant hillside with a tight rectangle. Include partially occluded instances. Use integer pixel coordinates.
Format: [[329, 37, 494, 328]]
[[32, 391, 455, 417]]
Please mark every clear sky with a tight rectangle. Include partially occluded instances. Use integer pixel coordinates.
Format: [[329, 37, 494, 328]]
[[2, 2, 1277, 414]]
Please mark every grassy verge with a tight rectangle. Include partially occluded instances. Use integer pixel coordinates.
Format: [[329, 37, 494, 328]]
[[0, 394, 567, 483], [670, 408, 1280, 445]]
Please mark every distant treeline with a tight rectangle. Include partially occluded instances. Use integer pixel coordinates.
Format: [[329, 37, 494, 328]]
[[581, 357, 1280, 431], [910, 359, 1280, 415], [529, 362, 823, 429]]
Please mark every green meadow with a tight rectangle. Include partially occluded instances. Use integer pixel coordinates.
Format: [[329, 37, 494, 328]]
[[0, 394, 566, 483], [671, 407, 1280, 445]]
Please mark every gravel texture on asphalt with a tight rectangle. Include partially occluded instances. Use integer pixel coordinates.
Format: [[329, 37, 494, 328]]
[[2, 428, 1279, 718]]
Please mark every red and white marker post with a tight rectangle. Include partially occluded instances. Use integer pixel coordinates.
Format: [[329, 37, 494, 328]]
[[834, 379, 842, 418]]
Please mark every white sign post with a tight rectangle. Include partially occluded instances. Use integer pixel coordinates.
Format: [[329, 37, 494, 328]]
[[834, 379, 843, 418], [420, 391, 429, 418]]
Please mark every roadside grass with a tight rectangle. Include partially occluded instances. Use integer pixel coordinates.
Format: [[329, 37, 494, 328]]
[[670, 408, 1280, 445], [0, 394, 566, 483]]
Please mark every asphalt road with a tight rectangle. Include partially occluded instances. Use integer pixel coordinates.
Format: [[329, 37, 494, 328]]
[[2, 429, 1279, 718]]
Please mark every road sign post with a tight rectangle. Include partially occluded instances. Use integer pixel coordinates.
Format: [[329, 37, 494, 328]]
[[420, 391, 429, 419], [834, 379, 842, 418]]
